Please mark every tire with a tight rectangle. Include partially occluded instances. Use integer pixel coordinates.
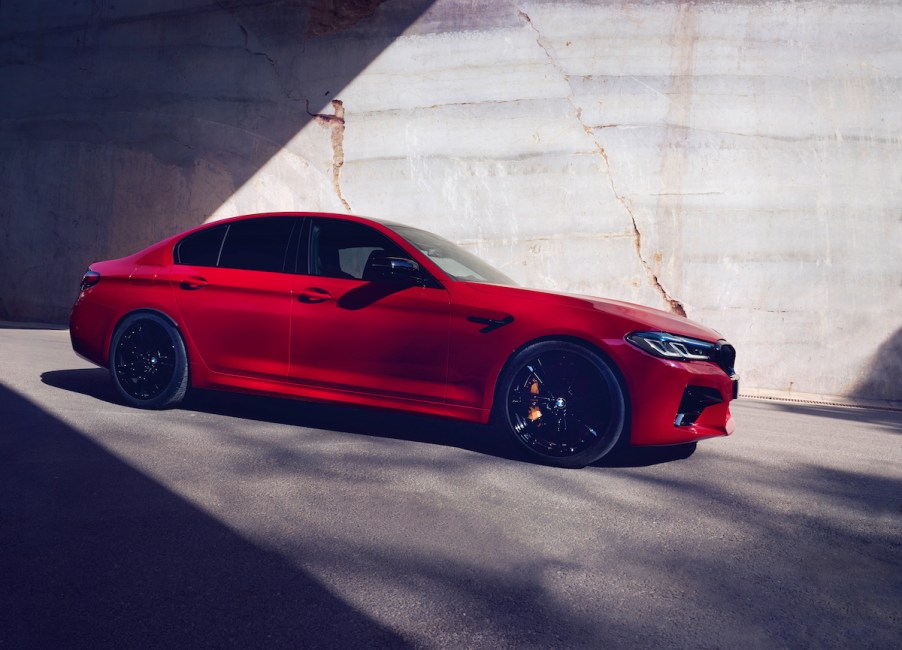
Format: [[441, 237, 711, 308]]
[[109, 312, 188, 409], [496, 340, 626, 468]]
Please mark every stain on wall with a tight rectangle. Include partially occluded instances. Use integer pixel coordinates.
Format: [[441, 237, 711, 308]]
[[306, 0, 390, 37]]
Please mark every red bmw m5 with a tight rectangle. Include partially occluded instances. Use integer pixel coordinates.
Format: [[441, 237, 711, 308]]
[[70, 212, 737, 468]]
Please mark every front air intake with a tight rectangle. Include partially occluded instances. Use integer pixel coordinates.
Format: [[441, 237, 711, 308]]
[[674, 385, 724, 426]]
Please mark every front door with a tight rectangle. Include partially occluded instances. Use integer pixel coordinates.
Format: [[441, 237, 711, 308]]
[[289, 218, 450, 402]]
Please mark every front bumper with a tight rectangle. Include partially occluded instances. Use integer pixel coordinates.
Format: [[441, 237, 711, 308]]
[[611, 341, 736, 446]]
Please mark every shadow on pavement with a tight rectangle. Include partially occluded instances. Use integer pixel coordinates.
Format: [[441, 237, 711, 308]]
[[21, 364, 902, 646], [40, 368, 693, 468], [768, 401, 902, 433], [593, 441, 697, 467], [0, 382, 409, 647], [0, 321, 68, 330]]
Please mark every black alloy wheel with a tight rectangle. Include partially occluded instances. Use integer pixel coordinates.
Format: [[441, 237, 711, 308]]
[[499, 341, 626, 468], [110, 312, 188, 409]]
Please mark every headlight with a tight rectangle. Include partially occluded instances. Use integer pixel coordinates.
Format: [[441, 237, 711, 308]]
[[626, 331, 717, 362]]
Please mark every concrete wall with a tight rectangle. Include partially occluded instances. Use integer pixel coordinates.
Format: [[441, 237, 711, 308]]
[[2, 0, 900, 406]]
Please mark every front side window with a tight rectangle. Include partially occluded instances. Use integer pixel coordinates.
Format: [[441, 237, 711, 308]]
[[217, 218, 296, 273], [309, 219, 408, 281]]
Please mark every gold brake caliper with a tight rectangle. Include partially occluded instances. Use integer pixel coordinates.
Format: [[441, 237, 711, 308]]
[[527, 378, 542, 421]]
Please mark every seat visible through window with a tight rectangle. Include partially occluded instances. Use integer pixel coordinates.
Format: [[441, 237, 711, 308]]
[[309, 219, 406, 280]]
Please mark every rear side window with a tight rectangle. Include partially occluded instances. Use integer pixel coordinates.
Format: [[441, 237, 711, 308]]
[[176, 225, 226, 267], [218, 217, 296, 273]]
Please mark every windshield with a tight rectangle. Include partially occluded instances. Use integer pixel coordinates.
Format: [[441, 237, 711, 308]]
[[390, 225, 516, 286]]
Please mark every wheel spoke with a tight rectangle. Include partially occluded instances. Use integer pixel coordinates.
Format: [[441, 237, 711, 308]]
[[536, 357, 572, 397], [543, 354, 572, 397], [568, 414, 599, 439], [529, 360, 549, 390], [522, 364, 550, 399]]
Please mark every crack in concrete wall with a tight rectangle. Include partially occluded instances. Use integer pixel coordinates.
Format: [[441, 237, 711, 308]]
[[652, 2, 697, 318], [516, 6, 687, 317], [594, 143, 688, 318], [307, 99, 352, 212], [237, 22, 276, 66]]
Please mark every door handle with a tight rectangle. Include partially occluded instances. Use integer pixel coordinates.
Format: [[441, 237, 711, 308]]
[[298, 287, 332, 303], [179, 277, 208, 290]]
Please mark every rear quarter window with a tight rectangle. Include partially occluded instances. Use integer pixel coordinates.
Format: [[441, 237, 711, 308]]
[[175, 225, 227, 267]]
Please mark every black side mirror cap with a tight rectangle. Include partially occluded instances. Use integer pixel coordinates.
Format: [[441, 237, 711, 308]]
[[370, 256, 420, 280]]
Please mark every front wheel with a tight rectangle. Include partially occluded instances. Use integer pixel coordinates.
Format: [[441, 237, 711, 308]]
[[109, 312, 188, 409], [496, 341, 626, 468]]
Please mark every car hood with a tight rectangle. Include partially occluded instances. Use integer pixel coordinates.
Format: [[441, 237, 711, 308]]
[[465, 282, 723, 341]]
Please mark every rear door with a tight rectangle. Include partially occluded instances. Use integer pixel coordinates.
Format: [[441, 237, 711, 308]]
[[172, 217, 298, 379]]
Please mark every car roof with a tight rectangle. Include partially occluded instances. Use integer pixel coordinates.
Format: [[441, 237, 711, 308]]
[[175, 211, 406, 239], [206, 211, 394, 226]]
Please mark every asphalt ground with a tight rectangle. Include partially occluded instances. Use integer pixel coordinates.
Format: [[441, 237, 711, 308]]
[[1, 327, 899, 649]]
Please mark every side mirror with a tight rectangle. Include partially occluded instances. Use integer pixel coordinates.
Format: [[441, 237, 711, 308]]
[[368, 256, 422, 283]]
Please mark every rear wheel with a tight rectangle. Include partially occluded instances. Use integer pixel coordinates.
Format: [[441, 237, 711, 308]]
[[110, 312, 188, 409], [497, 341, 626, 468]]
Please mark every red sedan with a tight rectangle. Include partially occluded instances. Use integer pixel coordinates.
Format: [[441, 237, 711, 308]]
[[70, 212, 737, 468]]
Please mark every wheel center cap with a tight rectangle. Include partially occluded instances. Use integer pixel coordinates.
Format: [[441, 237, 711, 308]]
[[553, 397, 567, 410]]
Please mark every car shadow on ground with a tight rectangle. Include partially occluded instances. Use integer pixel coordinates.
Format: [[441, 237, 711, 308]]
[[40, 368, 699, 469]]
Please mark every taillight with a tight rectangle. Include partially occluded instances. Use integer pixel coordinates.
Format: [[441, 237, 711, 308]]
[[80, 270, 100, 291]]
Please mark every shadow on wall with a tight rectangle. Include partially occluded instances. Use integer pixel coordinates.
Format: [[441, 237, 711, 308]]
[[0, 0, 436, 323], [850, 325, 902, 404], [0, 383, 409, 647]]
